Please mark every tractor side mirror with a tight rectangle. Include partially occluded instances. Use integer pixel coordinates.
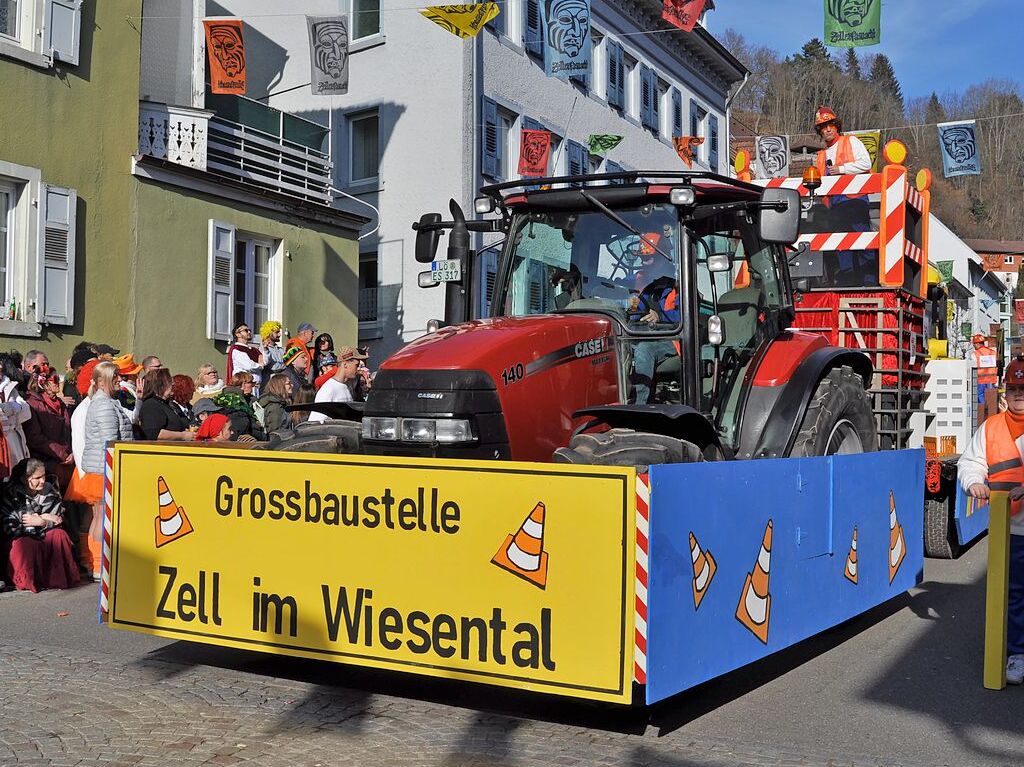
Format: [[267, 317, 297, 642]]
[[414, 213, 443, 263], [759, 188, 800, 244]]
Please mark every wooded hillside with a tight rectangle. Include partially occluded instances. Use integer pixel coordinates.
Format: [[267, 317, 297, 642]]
[[723, 32, 1024, 240]]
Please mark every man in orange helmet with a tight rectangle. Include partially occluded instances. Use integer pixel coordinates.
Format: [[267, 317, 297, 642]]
[[973, 333, 998, 405], [958, 356, 1024, 684], [813, 106, 871, 176]]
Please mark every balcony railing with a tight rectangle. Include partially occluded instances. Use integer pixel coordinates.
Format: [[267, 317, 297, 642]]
[[138, 98, 333, 206]]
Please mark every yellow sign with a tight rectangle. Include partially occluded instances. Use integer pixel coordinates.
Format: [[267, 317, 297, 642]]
[[106, 445, 636, 703], [849, 129, 881, 172]]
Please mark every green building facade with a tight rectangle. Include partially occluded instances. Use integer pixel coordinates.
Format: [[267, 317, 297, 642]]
[[0, 1, 365, 375]]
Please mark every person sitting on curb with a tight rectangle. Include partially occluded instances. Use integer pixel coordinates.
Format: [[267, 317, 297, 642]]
[[958, 356, 1024, 685]]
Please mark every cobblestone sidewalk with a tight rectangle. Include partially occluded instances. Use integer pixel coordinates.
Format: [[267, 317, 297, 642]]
[[0, 639, 946, 767]]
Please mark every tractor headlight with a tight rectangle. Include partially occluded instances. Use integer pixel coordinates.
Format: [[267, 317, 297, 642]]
[[362, 416, 475, 444], [707, 314, 723, 346]]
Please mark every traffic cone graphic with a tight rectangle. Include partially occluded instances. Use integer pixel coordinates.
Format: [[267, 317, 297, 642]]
[[736, 519, 772, 644], [491, 502, 549, 589], [844, 527, 858, 585], [888, 490, 906, 584], [154, 476, 193, 548], [689, 531, 717, 610]]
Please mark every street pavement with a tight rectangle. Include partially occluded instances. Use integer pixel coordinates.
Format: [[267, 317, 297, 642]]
[[1, 535, 1021, 767]]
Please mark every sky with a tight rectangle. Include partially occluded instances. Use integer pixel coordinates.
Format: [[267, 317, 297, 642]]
[[705, 0, 1022, 103]]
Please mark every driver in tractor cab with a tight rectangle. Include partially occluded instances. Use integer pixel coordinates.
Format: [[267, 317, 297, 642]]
[[628, 227, 680, 405], [813, 106, 874, 285]]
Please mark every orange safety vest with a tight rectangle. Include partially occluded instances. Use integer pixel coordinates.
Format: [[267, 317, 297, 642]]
[[985, 412, 1024, 516], [815, 134, 856, 176], [664, 288, 681, 355], [974, 345, 998, 385]]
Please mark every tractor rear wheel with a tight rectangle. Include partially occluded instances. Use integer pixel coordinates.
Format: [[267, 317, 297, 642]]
[[791, 365, 877, 457], [924, 495, 961, 559], [552, 428, 704, 468]]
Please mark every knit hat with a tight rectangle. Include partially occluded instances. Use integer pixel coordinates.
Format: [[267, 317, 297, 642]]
[[78, 358, 100, 397], [196, 413, 230, 441], [283, 345, 304, 366]]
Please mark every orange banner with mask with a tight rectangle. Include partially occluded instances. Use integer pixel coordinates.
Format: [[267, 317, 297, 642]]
[[204, 19, 247, 95]]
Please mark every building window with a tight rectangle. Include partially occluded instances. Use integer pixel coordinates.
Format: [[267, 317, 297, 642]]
[[690, 100, 708, 164], [482, 97, 516, 182], [623, 53, 638, 118], [1005, 255, 1015, 266], [233, 236, 274, 332], [358, 253, 378, 323], [349, 111, 379, 185], [352, 0, 380, 40], [0, 0, 18, 40], [1, 0, 81, 66], [0, 186, 11, 306]]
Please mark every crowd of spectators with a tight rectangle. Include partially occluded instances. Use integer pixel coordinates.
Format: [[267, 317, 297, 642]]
[[0, 320, 373, 594]]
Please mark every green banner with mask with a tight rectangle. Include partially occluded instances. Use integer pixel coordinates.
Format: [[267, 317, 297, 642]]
[[824, 0, 880, 48]]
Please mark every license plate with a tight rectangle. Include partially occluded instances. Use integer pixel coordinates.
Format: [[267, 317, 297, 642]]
[[431, 259, 462, 283]]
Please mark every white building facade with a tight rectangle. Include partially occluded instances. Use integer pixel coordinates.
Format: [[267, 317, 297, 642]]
[[143, 0, 746, 360]]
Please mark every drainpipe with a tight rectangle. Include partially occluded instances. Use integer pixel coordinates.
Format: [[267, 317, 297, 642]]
[[725, 72, 749, 176]]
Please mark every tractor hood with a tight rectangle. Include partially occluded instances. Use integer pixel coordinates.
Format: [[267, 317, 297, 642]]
[[369, 315, 621, 462], [382, 315, 616, 377]]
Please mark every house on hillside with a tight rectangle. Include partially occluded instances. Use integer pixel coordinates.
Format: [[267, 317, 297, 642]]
[[197, 0, 747, 361], [964, 238, 1024, 294], [0, 1, 366, 373]]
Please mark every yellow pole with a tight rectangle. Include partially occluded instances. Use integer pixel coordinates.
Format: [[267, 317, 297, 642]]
[[984, 491, 1011, 690]]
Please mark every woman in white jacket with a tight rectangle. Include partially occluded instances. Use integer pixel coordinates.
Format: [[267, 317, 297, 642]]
[[0, 354, 31, 468], [78, 361, 134, 576]]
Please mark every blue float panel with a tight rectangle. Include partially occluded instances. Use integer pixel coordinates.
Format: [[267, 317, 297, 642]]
[[953, 483, 989, 548], [645, 450, 924, 704]]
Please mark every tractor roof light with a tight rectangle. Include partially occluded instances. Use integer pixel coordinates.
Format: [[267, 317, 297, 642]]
[[670, 187, 696, 206], [802, 166, 822, 192], [474, 196, 496, 214]]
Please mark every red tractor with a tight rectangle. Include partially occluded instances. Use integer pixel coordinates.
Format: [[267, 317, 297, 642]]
[[273, 171, 876, 466]]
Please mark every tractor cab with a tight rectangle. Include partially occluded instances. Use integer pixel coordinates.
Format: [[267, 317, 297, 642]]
[[404, 171, 801, 458]]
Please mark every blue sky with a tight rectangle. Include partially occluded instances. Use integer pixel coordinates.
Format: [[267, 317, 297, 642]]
[[705, 0, 1021, 103]]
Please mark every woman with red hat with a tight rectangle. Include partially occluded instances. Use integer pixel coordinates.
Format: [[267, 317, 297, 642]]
[[195, 413, 233, 442]]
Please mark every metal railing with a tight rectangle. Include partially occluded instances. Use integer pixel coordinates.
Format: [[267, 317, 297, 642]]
[[358, 287, 379, 323], [138, 99, 333, 205]]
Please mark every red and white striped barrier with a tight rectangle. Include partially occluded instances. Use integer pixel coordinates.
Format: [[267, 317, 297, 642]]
[[907, 186, 925, 214], [880, 165, 908, 285], [761, 173, 881, 196], [635, 472, 650, 685], [904, 239, 923, 265], [797, 231, 880, 251], [100, 447, 114, 620]]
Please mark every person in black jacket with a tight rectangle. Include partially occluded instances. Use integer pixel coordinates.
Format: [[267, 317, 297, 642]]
[[137, 368, 195, 441]]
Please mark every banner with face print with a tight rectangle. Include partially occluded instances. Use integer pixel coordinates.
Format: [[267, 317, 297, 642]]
[[673, 136, 704, 169], [421, 4, 500, 38], [519, 130, 552, 176], [661, 0, 706, 32], [306, 16, 349, 95], [823, 0, 880, 47], [937, 120, 981, 178], [754, 135, 790, 179], [849, 129, 880, 171], [204, 19, 246, 94], [541, 0, 590, 79]]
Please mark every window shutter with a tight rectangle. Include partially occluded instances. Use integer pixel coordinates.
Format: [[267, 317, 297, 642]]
[[690, 99, 699, 137], [482, 97, 501, 180], [652, 80, 661, 134], [44, 0, 82, 66], [639, 65, 651, 129], [607, 42, 622, 110], [708, 114, 719, 172], [524, 0, 543, 59], [672, 89, 682, 136], [37, 184, 77, 325], [207, 220, 236, 342], [606, 160, 625, 184], [480, 250, 498, 317], [567, 140, 587, 185]]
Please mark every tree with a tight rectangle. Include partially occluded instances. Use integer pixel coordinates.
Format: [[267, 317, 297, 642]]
[[844, 49, 862, 80], [925, 92, 946, 125], [868, 54, 904, 115], [795, 38, 837, 69]]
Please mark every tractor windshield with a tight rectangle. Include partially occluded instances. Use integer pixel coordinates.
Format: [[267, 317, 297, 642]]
[[500, 204, 681, 334]]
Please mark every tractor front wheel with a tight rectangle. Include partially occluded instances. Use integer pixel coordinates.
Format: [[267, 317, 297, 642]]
[[791, 365, 877, 457], [552, 428, 704, 468]]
